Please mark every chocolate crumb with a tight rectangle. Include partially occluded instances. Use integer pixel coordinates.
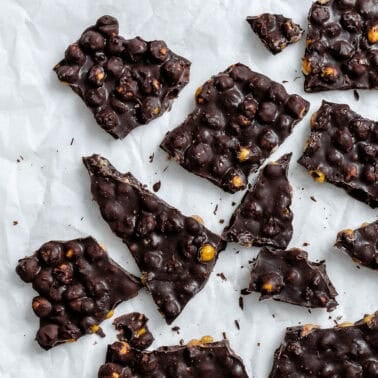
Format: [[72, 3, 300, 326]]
[[356, 265, 361, 269], [294, 76, 301, 81], [70, 137, 74, 146], [241, 288, 249, 296], [353, 90, 360, 101], [234, 320, 240, 330], [216, 273, 227, 281], [282, 80, 288, 84], [257, 342, 261, 347], [272, 314, 276, 318], [232, 202, 236, 206], [162, 166, 169, 173], [302, 242, 309, 247], [239, 296, 244, 311], [179, 339, 184, 345], [13, 221, 18, 226], [308, 309, 312, 314], [235, 250, 240, 254], [222, 332, 227, 340], [310, 196, 317, 202], [153, 181, 161, 192], [171, 326, 180, 334], [149, 153, 155, 163], [213, 204, 218, 215], [219, 219, 225, 224]]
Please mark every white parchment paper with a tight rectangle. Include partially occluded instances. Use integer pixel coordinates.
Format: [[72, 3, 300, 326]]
[[0, 0, 377, 377]]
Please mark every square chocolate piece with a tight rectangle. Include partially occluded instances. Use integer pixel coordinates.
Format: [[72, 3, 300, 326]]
[[160, 63, 309, 193], [223, 154, 293, 249], [54, 15, 190, 139], [247, 247, 338, 312], [298, 100, 377, 208], [247, 14, 304, 54], [302, 0, 378, 92], [83, 155, 226, 324], [15, 237, 141, 350]]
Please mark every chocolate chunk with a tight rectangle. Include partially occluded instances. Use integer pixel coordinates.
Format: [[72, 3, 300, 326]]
[[15, 237, 141, 350], [247, 14, 304, 54], [223, 154, 293, 249], [246, 247, 338, 311], [335, 220, 378, 270], [83, 155, 226, 324], [298, 100, 377, 208], [113, 312, 154, 350], [160, 63, 309, 193], [54, 15, 190, 139], [98, 338, 248, 377], [302, 0, 378, 92], [270, 312, 378, 377]]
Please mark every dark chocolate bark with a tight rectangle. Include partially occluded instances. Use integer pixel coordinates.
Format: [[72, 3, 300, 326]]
[[15, 237, 141, 350], [98, 338, 248, 377], [54, 15, 190, 139], [223, 154, 293, 249], [83, 154, 226, 324], [270, 312, 378, 377], [113, 312, 154, 350], [247, 14, 304, 54], [302, 0, 378, 92], [160, 63, 309, 193], [298, 100, 377, 208], [335, 220, 378, 269], [247, 247, 338, 311]]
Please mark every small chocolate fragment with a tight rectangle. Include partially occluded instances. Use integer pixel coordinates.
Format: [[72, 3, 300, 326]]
[[113, 312, 154, 350], [223, 154, 293, 249], [302, 0, 378, 92], [247, 14, 304, 55], [161, 63, 309, 193], [270, 312, 378, 377], [83, 155, 226, 324], [335, 220, 378, 270], [98, 338, 248, 377], [247, 247, 338, 311], [54, 15, 191, 139], [15, 237, 141, 350], [298, 100, 377, 208]]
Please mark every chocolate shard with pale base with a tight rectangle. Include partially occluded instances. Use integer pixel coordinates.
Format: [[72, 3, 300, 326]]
[[83, 154, 226, 324], [15, 237, 141, 350], [247, 14, 304, 55], [298, 100, 377, 208], [54, 15, 190, 139], [270, 312, 378, 377], [247, 247, 338, 311], [98, 338, 248, 378], [335, 220, 378, 270], [161, 63, 309, 193], [223, 154, 293, 249]]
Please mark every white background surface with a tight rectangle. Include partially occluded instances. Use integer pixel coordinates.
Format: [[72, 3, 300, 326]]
[[0, 0, 377, 377]]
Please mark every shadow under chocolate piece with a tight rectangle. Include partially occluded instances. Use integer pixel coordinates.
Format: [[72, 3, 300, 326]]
[[247, 14, 304, 55], [160, 63, 309, 193], [98, 337, 248, 378], [336, 220, 378, 270], [223, 154, 293, 249], [54, 15, 190, 139], [83, 155, 226, 324], [15, 237, 141, 350], [302, 0, 378, 92], [270, 312, 378, 377], [298, 100, 377, 208], [247, 248, 338, 312], [113, 312, 154, 350]]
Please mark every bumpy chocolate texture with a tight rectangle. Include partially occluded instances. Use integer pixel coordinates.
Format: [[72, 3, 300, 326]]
[[15, 237, 141, 350], [247, 14, 304, 54], [247, 248, 338, 311], [335, 220, 378, 269], [302, 0, 378, 92], [54, 15, 191, 139], [223, 154, 293, 249], [270, 312, 378, 377], [298, 100, 377, 208], [113, 312, 154, 350], [83, 155, 226, 324], [98, 338, 248, 377], [160, 63, 310, 193]]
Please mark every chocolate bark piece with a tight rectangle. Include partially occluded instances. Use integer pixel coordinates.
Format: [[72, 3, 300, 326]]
[[160, 63, 310, 193], [98, 338, 248, 378], [83, 154, 226, 324], [270, 312, 378, 377], [298, 100, 377, 208], [15, 237, 141, 350], [247, 14, 304, 55], [54, 15, 190, 139], [247, 247, 338, 312], [223, 154, 293, 249], [113, 312, 154, 350], [302, 0, 378, 92], [335, 220, 378, 270]]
